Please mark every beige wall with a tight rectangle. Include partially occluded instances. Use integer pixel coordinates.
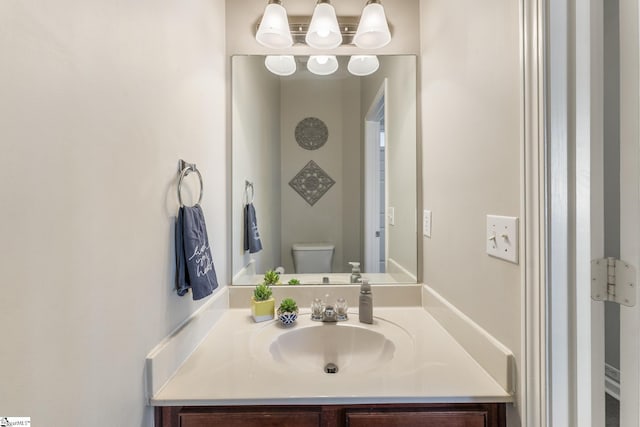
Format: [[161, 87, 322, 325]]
[[361, 56, 418, 277], [0, 0, 526, 424], [0, 1, 226, 425], [340, 76, 364, 273], [226, 0, 420, 55], [420, 0, 522, 423], [280, 77, 362, 273], [232, 56, 282, 276]]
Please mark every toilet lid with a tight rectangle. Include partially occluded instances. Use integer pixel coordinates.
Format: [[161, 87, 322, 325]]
[[292, 243, 335, 251]]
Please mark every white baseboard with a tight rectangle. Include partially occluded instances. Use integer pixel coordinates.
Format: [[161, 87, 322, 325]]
[[422, 285, 515, 394], [605, 363, 620, 400], [145, 288, 229, 402]]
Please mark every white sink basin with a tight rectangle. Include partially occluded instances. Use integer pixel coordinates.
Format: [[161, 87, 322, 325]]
[[271, 324, 394, 374], [250, 315, 416, 375]]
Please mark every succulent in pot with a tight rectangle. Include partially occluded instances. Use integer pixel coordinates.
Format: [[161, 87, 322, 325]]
[[253, 283, 273, 301], [263, 269, 281, 286], [277, 297, 299, 326], [251, 283, 274, 322], [287, 278, 300, 286]]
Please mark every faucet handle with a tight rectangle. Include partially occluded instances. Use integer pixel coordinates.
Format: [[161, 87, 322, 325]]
[[311, 297, 324, 321], [335, 297, 348, 320]]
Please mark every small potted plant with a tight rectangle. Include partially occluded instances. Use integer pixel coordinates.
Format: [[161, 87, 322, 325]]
[[251, 283, 275, 323], [287, 278, 300, 286], [277, 297, 299, 326], [263, 269, 281, 286]]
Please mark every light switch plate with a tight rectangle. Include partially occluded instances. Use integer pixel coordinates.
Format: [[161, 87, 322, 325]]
[[423, 210, 432, 237], [486, 215, 518, 263], [388, 207, 395, 226]]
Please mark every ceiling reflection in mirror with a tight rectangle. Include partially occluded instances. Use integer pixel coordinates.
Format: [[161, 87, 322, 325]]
[[232, 55, 417, 285]]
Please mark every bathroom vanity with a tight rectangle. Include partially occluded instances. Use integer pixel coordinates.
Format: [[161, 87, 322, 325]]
[[155, 402, 505, 426], [148, 295, 512, 427]]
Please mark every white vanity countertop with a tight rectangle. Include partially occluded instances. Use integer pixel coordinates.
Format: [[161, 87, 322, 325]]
[[150, 307, 512, 406]]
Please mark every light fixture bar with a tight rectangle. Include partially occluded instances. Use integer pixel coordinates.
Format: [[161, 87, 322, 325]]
[[256, 17, 360, 46]]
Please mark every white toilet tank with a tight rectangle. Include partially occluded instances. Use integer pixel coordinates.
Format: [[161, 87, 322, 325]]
[[292, 243, 335, 274]]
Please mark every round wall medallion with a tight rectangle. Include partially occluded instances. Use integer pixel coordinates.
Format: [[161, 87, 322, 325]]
[[295, 117, 328, 150]]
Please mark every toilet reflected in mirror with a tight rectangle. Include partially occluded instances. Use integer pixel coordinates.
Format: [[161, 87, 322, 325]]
[[292, 243, 335, 274]]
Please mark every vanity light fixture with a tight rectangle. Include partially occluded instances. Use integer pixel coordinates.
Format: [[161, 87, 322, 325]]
[[307, 55, 339, 76], [353, 0, 391, 49], [255, 0, 391, 49], [264, 55, 297, 76], [306, 0, 343, 49], [347, 55, 379, 76], [256, 0, 293, 49]]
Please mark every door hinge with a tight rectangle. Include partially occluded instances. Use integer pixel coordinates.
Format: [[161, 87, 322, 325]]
[[591, 258, 636, 307]]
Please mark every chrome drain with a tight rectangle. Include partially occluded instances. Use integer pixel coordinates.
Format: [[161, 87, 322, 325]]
[[324, 363, 339, 374]]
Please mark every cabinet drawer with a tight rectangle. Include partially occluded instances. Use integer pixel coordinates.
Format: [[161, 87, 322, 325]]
[[346, 411, 487, 427], [180, 411, 320, 427]]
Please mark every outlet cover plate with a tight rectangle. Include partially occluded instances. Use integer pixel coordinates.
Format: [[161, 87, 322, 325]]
[[486, 215, 518, 263], [423, 210, 432, 237]]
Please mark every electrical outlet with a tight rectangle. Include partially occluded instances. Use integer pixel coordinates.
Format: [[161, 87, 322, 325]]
[[486, 215, 518, 263], [423, 210, 432, 237]]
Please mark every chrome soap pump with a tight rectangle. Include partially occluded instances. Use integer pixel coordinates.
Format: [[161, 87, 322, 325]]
[[358, 279, 373, 324], [349, 262, 362, 283]]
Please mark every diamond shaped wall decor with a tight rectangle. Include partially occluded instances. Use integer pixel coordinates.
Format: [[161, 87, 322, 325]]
[[288, 160, 336, 206]]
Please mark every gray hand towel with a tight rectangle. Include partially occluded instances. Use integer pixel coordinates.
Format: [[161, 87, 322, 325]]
[[243, 202, 263, 254], [176, 205, 218, 300], [176, 207, 188, 296]]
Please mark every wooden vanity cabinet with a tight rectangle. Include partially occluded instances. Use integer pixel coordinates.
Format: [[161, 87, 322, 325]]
[[155, 402, 506, 427], [346, 410, 488, 427]]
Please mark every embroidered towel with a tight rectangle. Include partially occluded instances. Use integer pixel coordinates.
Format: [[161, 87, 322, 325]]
[[176, 205, 218, 300], [243, 202, 263, 254]]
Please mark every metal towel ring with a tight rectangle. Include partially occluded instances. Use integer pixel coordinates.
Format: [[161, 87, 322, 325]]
[[245, 180, 255, 204], [178, 160, 203, 207]]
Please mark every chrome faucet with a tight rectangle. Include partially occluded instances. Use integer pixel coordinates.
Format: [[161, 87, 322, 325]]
[[311, 297, 348, 322], [321, 305, 338, 322], [349, 262, 362, 283]]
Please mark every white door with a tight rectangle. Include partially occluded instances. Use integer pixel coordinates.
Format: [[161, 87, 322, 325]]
[[617, 0, 640, 424], [580, 0, 640, 425], [548, 0, 640, 425]]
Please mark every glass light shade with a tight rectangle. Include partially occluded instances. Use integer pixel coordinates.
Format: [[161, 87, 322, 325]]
[[256, 3, 293, 49], [307, 55, 339, 75], [264, 55, 297, 76], [305, 3, 343, 49], [347, 55, 380, 76], [353, 2, 391, 49]]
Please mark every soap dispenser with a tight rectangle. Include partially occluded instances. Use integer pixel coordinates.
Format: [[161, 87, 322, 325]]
[[349, 262, 362, 283], [358, 279, 373, 324]]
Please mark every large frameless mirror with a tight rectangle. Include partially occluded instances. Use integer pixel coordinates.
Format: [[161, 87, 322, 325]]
[[232, 55, 417, 285]]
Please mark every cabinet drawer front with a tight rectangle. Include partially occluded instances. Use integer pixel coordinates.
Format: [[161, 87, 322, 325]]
[[346, 411, 487, 427], [180, 412, 320, 427]]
